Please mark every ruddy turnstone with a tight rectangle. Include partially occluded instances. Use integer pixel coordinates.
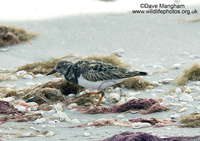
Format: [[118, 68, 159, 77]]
[[47, 60, 147, 105]]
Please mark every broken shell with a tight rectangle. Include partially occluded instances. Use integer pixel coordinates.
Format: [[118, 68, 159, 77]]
[[46, 131, 55, 137], [10, 75, 18, 80], [178, 107, 187, 113], [33, 118, 46, 124], [108, 93, 120, 101], [116, 114, 124, 119], [35, 74, 44, 78], [55, 111, 71, 122], [151, 81, 159, 86], [16, 70, 27, 76], [132, 122, 151, 128], [71, 119, 80, 124], [1, 97, 15, 102], [68, 103, 78, 109], [171, 64, 181, 69], [195, 95, 200, 101], [175, 88, 182, 94], [83, 132, 90, 137], [161, 78, 174, 84], [179, 93, 194, 101], [184, 87, 191, 93], [23, 74, 33, 79], [54, 103, 63, 112]]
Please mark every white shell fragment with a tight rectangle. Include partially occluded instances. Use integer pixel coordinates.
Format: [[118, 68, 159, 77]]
[[175, 88, 182, 94], [68, 103, 78, 109], [53, 111, 71, 122], [46, 131, 55, 137], [83, 132, 90, 137], [108, 93, 120, 101], [71, 119, 80, 124], [161, 78, 174, 84], [26, 82, 36, 86], [23, 74, 33, 79], [33, 118, 46, 124], [171, 64, 181, 69], [184, 87, 191, 93], [54, 103, 63, 112], [116, 114, 125, 119], [132, 122, 151, 128], [16, 70, 27, 76], [35, 74, 44, 78], [178, 107, 187, 113], [10, 75, 18, 80], [179, 93, 194, 101]]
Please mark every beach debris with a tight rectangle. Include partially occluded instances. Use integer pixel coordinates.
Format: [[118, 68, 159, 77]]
[[102, 131, 200, 141], [78, 98, 169, 114], [160, 78, 174, 84], [83, 54, 129, 68], [181, 18, 200, 22], [171, 63, 181, 69], [0, 25, 37, 46], [83, 132, 90, 137], [53, 103, 63, 112], [115, 77, 154, 90], [0, 74, 10, 82], [68, 103, 78, 109], [45, 131, 55, 137], [173, 63, 200, 85], [132, 122, 151, 128], [33, 118, 46, 124], [179, 112, 200, 127], [69, 118, 175, 128], [179, 93, 194, 102]]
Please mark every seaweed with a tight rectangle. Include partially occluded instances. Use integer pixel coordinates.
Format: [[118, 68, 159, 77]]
[[83, 54, 130, 68], [115, 77, 154, 90], [0, 74, 10, 82], [0, 25, 37, 46], [102, 131, 200, 141], [173, 63, 200, 85], [79, 98, 169, 114], [179, 112, 200, 127]]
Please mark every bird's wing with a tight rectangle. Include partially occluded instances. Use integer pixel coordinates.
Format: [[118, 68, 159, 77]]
[[79, 60, 129, 82]]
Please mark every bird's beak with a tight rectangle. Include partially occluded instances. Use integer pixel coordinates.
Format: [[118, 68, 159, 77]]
[[46, 69, 56, 76]]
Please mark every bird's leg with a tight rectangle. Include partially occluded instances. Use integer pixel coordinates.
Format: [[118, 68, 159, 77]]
[[96, 91, 105, 106]]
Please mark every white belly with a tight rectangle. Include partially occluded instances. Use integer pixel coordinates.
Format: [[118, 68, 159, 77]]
[[78, 75, 125, 91]]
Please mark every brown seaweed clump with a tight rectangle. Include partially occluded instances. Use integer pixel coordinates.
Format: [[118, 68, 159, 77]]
[[115, 77, 154, 90], [179, 112, 200, 127], [83, 54, 130, 68], [0, 74, 10, 82], [0, 25, 37, 46], [79, 98, 169, 114], [102, 131, 200, 141], [15, 54, 80, 74], [173, 63, 200, 85]]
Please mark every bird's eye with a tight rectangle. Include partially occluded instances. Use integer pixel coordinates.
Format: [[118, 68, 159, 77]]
[[57, 66, 61, 69]]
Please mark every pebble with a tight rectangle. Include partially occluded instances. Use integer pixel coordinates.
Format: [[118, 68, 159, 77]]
[[116, 114, 124, 119], [171, 63, 181, 69], [0, 48, 9, 52], [16, 70, 27, 76], [10, 75, 18, 80], [33, 118, 46, 124], [175, 88, 182, 94], [83, 132, 90, 137], [151, 81, 159, 86], [195, 95, 200, 101], [132, 122, 151, 128], [54, 111, 71, 122], [153, 65, 163, 69], [46, 131, 55, 137], [179, 93, 194, 101], [68, 103, 78, 109], [1, 97, 15, 102], [35, 74, 44, 78], [67, 94, 76, 98]]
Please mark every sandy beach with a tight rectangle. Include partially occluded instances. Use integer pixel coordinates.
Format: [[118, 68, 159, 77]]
[[0, 0, 200, 141]]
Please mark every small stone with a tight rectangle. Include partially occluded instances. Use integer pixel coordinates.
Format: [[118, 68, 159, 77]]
[[116, 114, 124, 119], [67, 94, 76, 98], [68, 103, 78, 109], [83, 132, 90, 137], [175, 88, 182, 94], [35, 74, 44, 78], [108, 93, 120, 101], [195, 95, 200, 101], [2, 97, 15, 102], [16, 70, 27, 76], [151, 81, 159, 86], [132, 122, 151, 128], [153, 65, 163, 69], [46, 131, 55, 137], [0, 48, 9, 52], [33, 118, 46, 124], [179, 93, 194, 101]]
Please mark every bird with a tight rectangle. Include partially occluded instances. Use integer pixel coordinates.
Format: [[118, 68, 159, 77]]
[[47, 60, 147, 105]]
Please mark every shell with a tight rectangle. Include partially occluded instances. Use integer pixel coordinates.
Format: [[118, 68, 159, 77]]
[[33, 118, 46, 124], [179, 93, 194, 101], [46, 131, 55, 137], [23, 74, 33, 79], [35, 74, 44, 78], [68, 103, 78, 109], [175, 88, 182, 94], [83, 132, 90, 137], [16, 70, 27, 76], [132, 122, 151, 128], [54, 103, 63, 112]]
